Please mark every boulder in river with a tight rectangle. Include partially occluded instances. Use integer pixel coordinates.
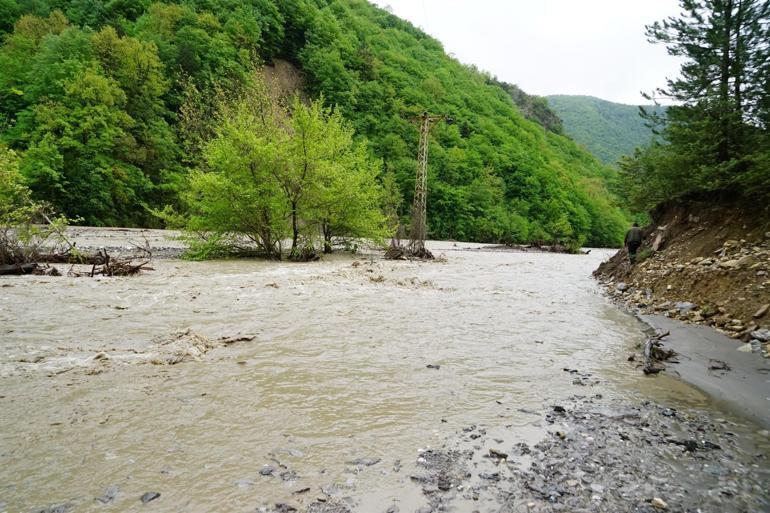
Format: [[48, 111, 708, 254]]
[[95, 485, 119, 504], [140, 492, 160, 504]]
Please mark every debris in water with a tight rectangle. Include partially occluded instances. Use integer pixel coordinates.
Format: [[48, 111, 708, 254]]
[[348, 457, 381, 466], [708, 359, 730, 371], [488, 448, 508, 461]]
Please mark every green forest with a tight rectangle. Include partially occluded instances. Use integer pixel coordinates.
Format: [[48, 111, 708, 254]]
[[546, 95, 665, 166], [0, 0, 631, 252]]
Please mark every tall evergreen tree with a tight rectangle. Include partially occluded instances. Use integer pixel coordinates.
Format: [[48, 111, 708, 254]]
[[623, 0, 770, 206]]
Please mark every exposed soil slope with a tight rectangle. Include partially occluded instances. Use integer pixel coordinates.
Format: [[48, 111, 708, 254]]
[[594, 197, 770, 357]]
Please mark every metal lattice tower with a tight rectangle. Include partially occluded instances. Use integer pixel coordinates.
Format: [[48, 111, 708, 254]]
[[409, 112, 451, 256]]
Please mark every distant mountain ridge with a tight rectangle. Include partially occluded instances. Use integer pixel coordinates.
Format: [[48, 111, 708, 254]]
[[546, 95, 664, 165]]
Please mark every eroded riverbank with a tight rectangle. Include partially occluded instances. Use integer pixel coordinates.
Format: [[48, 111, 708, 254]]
[[1, 236, 768, 512]]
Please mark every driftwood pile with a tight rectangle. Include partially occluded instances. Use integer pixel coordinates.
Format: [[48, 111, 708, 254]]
[[68, 247, 153, 277], [1, 242, 153, 277], [384, 242, 434, 260], [641, 330, 676, 375]]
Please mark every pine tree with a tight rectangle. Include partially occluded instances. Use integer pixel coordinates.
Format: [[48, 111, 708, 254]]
[[637, 0, 770, 197]]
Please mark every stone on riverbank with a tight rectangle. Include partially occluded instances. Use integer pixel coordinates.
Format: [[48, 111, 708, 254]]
[[411, 396, 768, 512]]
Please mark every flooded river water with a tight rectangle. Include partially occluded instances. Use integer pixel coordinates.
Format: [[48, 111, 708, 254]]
[[1, 239, 767, 512]]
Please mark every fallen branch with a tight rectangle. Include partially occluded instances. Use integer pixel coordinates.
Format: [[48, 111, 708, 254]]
[[0, 263, 60, 276], [642, 330, 675, 375], [69, 247, 153, 277]]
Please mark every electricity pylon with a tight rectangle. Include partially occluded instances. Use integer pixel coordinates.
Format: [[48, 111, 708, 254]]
[[409, 111, 452, 257]]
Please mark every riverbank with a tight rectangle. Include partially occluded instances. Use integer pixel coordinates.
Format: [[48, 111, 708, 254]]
[[407, 394, 768, 513], [594, 198, 770, 359], [63, 226, 188, 259]]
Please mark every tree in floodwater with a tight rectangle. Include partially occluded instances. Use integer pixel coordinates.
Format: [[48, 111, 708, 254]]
[[285, 97, 388, 255], [183, 85, 289, 259], [621, 0, 770, 209], [179, 81, 389, 259]]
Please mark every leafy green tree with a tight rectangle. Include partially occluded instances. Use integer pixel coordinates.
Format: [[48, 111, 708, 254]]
[[298, 109, 388, 253], [0, 144, 72, 265], [183, 82, 288, 258], [282, 97, 386, 257], [91, 26, 180, 206], [0, 10, 69, 128], [0, 144, 26, 215], [0, 0, 20, 34], [181, 83, 388, 259]]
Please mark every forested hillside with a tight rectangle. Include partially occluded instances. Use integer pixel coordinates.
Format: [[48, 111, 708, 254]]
[[546, 95, 664, 165], [0, 0, 629, 247], [495, 81, 564, 135]]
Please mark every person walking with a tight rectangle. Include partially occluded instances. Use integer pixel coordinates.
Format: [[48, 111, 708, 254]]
[[624, 222, 643, 264]]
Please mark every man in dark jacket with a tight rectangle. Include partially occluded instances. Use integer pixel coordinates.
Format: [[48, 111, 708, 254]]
[[624, 222, 643, 263]]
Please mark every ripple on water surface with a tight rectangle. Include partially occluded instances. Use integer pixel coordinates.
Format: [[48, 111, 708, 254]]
[[0, 242, 764, 512]]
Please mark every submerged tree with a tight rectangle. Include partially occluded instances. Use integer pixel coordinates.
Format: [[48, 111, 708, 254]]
[[283, 97, 388, 256], [183, 83, 289, 259], [179, 80, 389, 259]]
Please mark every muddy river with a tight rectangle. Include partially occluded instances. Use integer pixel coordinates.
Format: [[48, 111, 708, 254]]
[[1, 238, 768, 512]]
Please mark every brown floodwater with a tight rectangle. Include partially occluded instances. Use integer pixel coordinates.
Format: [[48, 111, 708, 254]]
[[0, 239, 766, 512]]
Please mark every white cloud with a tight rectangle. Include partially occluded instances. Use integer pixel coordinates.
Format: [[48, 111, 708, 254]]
[[371, 0, 683, 104]]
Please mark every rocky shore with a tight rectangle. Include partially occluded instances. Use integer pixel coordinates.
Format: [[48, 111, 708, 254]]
[[409, 395, 769, 513], [244, 394, 769, 513], [594, 200, 770, 360]]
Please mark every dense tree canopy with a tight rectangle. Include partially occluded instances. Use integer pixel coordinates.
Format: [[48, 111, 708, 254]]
[[0, 0, 629, 247]]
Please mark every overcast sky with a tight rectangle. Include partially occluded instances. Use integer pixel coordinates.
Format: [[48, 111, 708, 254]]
[[370, 0, 684, 105]]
